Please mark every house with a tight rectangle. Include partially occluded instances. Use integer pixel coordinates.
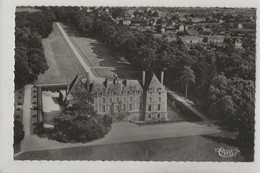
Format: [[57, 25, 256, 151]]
[[180, 36, 201, 44], [219, 19, 224, 23], [207, 35, 225, 43], [122, 20, 131, 26], [161, 28, 166, 33], [60, 71, 168, 122], [238, 23, 243, 29], [125, 9, 135, 18], [202, 27, 213, 34], [179, 24, 185, 31], [191, 17, 205, 23], [234, 38, 243, 49], [179, 16, 187, 22]]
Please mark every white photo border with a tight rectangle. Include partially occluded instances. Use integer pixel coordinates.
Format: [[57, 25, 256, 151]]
[[0, 0, 259, 172]]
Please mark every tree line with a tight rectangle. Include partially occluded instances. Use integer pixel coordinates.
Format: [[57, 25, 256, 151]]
[[15, 9, 55, 89]]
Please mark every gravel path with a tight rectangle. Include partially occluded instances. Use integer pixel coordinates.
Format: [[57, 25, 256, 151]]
[[15, 120, 220, 156]]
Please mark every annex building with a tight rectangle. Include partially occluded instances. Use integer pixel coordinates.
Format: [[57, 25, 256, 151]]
[[59, 71, 168, 122]]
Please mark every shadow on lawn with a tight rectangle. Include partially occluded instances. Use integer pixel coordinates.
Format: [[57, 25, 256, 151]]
[[60, 22, 139, 80], [90, 41, 139, 80], [202, 134, 254, 162]]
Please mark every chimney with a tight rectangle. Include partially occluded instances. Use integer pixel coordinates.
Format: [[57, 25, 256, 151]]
[[123, 78, 127, 87], [142, 71, 145, 86], [66, 74, 69, 95], [113, 74, 118, 84], [85, 73, 90, 91], [161, 71, 164, 85], [103, 78, 108, 87]]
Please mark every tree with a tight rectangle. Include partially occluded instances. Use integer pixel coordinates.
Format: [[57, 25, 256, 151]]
[[180, 66, 195, 98]]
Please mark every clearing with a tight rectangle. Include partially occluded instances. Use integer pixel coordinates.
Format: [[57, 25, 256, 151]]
[[37, 23, 84, 84]]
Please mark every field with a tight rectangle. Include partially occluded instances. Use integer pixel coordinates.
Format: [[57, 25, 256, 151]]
[[15, 132, 246, 161], [37, 22, 138, 84], [60, 23, 138, 80], [37, 23, 84, 84]]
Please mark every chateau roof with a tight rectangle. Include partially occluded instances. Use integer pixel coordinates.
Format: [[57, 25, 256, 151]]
[[65, 72, 165, 98], [146, 74, 166, 92], [90, 79, 143, 95]]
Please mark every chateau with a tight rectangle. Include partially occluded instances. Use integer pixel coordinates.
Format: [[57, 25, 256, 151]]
[[60, 71, 167, 122]]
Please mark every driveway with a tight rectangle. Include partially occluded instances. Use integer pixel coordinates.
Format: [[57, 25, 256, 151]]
[[15, 120, 220, 156]]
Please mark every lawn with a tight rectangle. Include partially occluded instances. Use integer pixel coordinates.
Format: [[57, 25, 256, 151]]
[[14, 132, 246, 161], [60, 23, 138, 80], [37, 23, 84, 84]]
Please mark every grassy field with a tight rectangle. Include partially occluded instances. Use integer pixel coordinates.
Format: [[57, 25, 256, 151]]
[[37, 23, 84, 84], [15, 132, 247, 161], [60, 23, 138, 80]]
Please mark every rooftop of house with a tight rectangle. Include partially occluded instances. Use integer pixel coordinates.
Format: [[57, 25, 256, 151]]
[[180, 36, 201, 41], [65, 72, 165, 99], [207, 35, 225, 40]]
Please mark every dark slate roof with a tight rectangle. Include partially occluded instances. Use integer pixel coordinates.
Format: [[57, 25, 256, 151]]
[[65, 72, 165, 98], [89, 79, 143, 96], [146, 74, 166, 92]]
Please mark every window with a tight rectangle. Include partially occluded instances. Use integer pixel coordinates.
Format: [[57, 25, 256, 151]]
[[148, 114, 151, 118], [158, 97, 161, 102], [103, 98, 105, 103], [116, 97, 119, 102], [102, 106, 106, 112], [148, 105, 151, 111], [124, 97, 126, 102], [130, 96, 133, 102], [149, 97, 152, 103], [116, 105, 119, 111], [158, 104, 161, 111], [158, 114, 160, 118], [158, 92, 161, 95], [109, 98, 112, 103], [123, 104, 126, 111], [129, 104, 132, 111]]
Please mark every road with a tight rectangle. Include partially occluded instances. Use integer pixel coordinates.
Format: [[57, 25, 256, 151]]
[[166, 87, 209, 121], [16, 85, 32, 156], [15, 121, 220, 155]]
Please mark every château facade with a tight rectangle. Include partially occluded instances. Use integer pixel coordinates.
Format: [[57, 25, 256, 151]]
[[60, 71, 167, 122]]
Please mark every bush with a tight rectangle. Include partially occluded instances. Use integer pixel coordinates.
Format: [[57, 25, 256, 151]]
[[14, 120, 25, 144], [51, 106, 110, 143], [103, 114, 112, 127]]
